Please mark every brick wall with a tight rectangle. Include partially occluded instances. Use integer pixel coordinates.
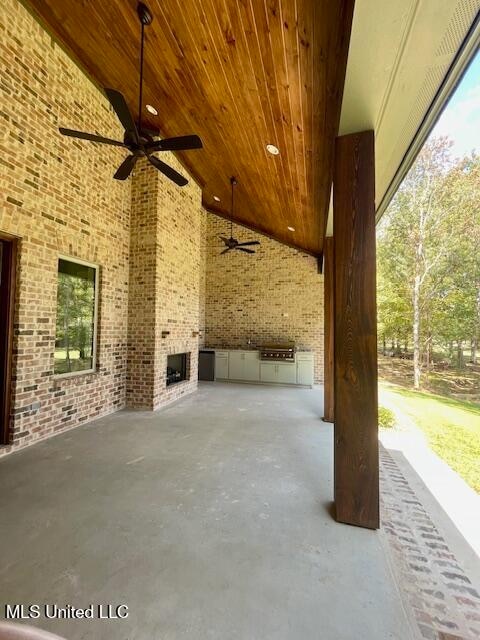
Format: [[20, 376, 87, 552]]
[[199, 209, 207, 348], [127, 159, 205, 410], [0, 0, 131, 455], [126, 160, 158, 409], [0, 0, 205, 455], [204, 214, 324, 383]]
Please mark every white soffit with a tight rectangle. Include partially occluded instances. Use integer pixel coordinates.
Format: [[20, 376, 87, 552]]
[[338, 0, 480, 219]]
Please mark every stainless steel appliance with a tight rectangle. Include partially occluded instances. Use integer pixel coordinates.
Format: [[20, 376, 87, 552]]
[[198, 349, 215, 381], [259, 343, 296, 362]]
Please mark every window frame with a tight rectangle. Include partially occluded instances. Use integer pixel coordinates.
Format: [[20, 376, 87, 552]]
[[53, 254, 100, 379]]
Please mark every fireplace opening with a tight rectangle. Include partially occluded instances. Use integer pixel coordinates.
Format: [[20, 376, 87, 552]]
[[166, 353, 189, 386]]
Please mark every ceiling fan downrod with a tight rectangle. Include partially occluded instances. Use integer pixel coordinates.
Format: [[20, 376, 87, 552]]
[[137, 3, 153, 134], [230, 176, 237, 238]]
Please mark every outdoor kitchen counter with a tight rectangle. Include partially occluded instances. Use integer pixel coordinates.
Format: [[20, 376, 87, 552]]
[[210, 349, 314, 386]]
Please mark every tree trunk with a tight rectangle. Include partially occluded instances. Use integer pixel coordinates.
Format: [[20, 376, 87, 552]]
[[382, 334, 386, 355], [473, 283, 480, 365], [413, 273, 421, 389], [457, 341, 464, 369], [448, 340, 454, 362], [425, 333, 432, 373]]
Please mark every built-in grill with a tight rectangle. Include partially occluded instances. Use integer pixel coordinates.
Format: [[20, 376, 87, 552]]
[[260, 343, 296, 362]]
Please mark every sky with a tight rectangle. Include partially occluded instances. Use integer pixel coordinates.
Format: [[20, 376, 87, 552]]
[[431, 50, 480, 159]]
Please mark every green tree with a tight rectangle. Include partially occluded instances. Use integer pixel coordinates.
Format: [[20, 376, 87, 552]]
[[431, 154, 480, 365], [377, 140, 479, 388]]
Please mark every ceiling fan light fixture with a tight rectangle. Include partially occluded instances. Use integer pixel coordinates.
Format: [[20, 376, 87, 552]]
[[266, 143, 280, 155], [287, 226, 295, 232], [57, 2, 202, 185], [219, 176, 260, 256]]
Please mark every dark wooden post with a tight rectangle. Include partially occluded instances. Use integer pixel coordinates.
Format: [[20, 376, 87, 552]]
[[333, 130, 379, 529], [323, 236, 334, 423]]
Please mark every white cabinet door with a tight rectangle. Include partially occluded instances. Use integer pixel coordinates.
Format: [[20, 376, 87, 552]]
[[297, 361, 314, 385], [260, 362, 277, 383], [215, 352, 229, 379], [296, 353, 314, 385], [243, 352, 260, 381], [276, 363, 297, 384], [229, 352, 244, 380], [261, 362, 296, 384]]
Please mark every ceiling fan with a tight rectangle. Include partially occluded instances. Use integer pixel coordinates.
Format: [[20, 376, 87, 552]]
[[58, 3, 202, 185], [219, 177, 261, 255]]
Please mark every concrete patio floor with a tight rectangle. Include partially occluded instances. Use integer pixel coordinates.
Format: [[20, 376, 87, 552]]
[[0, 383, 416, 639]]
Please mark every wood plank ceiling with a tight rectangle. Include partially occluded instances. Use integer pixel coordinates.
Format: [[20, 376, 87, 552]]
[[24, 0, 354, 256]]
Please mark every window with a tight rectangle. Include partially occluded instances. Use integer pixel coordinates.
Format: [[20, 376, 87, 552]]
[[54, 257, 99, 376]]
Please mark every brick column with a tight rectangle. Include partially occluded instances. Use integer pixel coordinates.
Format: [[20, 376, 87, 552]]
[[126, 161, 160, 409], [127, 157, 204, 410]]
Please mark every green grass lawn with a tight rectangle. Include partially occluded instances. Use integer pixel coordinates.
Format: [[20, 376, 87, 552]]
[[380, 382, 480, 493], [54, 349, 92, 374]]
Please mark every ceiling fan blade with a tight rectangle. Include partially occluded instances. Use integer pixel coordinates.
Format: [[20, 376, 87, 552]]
[[113, 154, 138, 180], [219, 236, 231, 244], [236, 241, 261, 247], [147, 135, 203, 152], [59, 127, 125, 147], [148, 155, 188, 186], [236, 247, 255, 254], [104, 88, 139, 142], [220, 247, 231, 255]]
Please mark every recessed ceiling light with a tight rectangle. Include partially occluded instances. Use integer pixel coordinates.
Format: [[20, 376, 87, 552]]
[[287, 226, 295, 232], [266, 144, 280, 155], [213, 195, 221, 202], [146, 104, 158, 115]]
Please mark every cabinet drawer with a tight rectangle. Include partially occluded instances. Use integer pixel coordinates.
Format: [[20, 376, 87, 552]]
[[296, 352, 314, 362]]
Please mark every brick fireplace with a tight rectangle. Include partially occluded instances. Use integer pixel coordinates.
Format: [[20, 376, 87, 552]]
[[126, 159, 205, 412]]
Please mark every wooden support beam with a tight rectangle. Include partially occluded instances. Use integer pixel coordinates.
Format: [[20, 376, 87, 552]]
[[323, 237, 334, 423], [333, 130, 379, 529]]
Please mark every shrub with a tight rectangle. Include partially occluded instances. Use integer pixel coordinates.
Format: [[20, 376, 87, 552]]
[[379, 406, 396, 429]]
